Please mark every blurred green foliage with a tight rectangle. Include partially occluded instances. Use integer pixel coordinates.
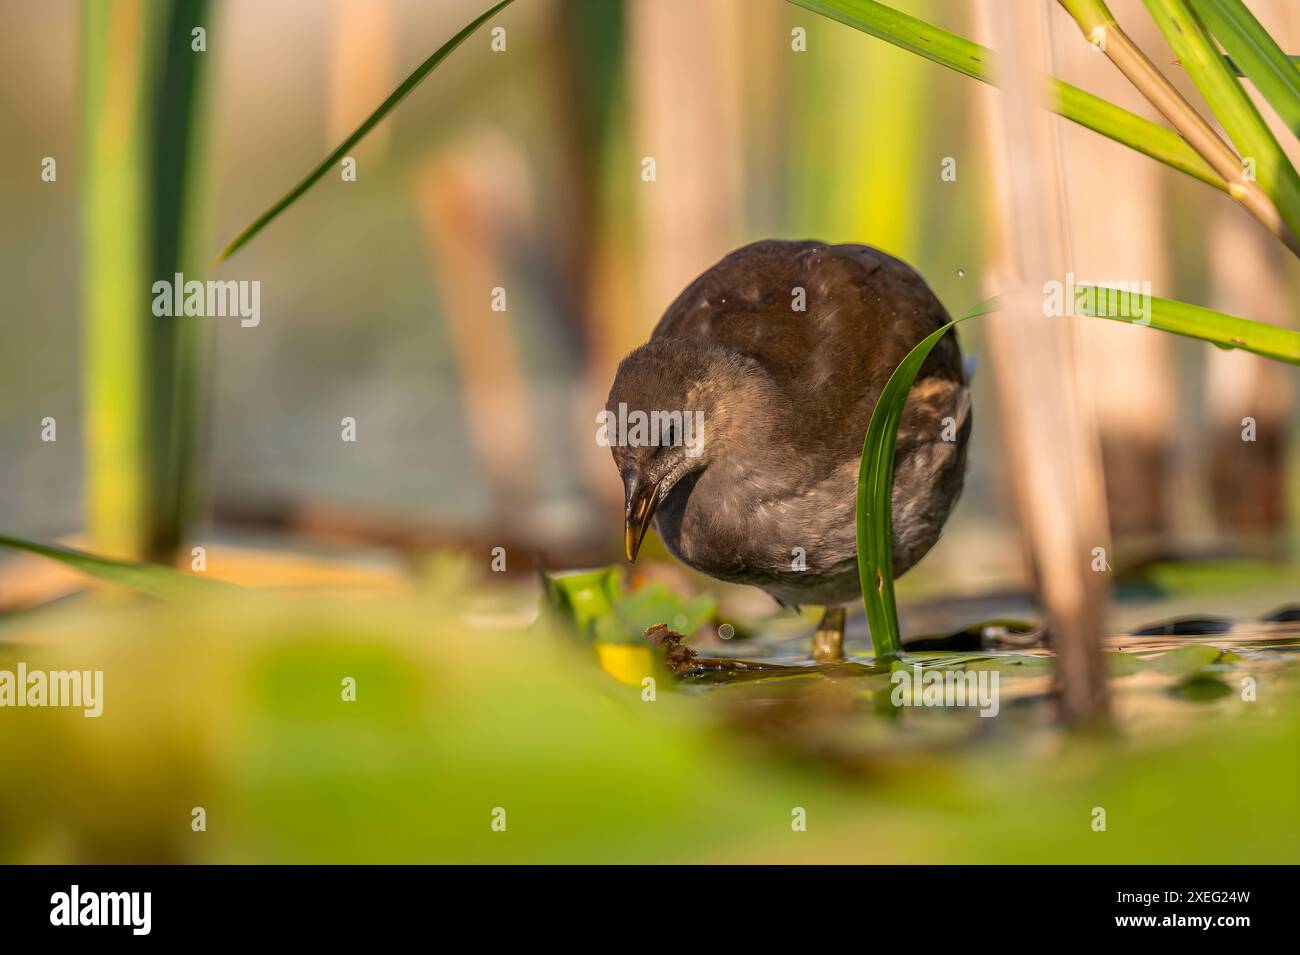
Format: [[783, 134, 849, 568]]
[[543, 566, 715, 646], [1, 579, 1297, 863]]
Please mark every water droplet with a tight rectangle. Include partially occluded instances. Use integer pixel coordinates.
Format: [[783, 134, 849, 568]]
[[957, 268, 966, 278]]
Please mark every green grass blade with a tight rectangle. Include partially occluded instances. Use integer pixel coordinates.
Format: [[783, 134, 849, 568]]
[[0, 534, 235, 600], [788, 0, 1223, 188], [1143, 0, 1300, 234], [1223, 53, 1300, 76], [1054, 84, 1222, 188], [1192, 0, 1300, 137], [856, 290, 1297, 660], [856, 299, 992, 661], [791, 0, 985, 79], [212, 0, 513, 265], [1077, 287, 1300, 363], [150, 0, 213, 562]]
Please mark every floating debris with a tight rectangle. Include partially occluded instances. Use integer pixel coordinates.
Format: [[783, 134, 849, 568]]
[[645, 623, 698, 672]]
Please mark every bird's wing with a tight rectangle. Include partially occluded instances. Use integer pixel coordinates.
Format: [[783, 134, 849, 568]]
[[652, 240, 963, 461]]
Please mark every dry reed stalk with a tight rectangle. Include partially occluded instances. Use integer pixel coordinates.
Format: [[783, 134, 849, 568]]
[[1052, 0, 1177, 549], [414, 135, 538, 516], [327, 0, 395, 155], [976, 0, 1112, 725]]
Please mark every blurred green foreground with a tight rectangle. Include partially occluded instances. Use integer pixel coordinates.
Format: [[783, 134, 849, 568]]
[[1, 566, 1297, 864]]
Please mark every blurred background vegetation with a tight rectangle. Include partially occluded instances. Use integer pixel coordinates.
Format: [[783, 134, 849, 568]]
[[1, 0, 1298, 863], [4, 0, 1299, 582]]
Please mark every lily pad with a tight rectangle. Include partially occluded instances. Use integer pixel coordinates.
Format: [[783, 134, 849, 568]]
[[1146, 644, 1239, 677], [1167, 676, 1233, 702], [1105, 651, 1146, 677]]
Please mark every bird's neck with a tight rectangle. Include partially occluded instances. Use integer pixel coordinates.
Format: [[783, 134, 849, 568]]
[[703, 368, 805, 487]]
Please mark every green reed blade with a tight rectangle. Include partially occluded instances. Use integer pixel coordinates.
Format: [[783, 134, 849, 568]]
[[213, 0, 513, 265]]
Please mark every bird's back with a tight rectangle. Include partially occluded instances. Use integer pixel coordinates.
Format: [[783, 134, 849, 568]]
[[652, 239, 963, 467]]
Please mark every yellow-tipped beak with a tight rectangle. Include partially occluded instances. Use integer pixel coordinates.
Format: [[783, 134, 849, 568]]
[[623, 477, 661, 562]]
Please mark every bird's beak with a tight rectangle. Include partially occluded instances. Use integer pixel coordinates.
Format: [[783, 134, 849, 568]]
[[623, 472, 662, 562]]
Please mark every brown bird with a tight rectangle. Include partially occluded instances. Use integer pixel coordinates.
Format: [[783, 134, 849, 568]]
[[606, 239, 970, 660]]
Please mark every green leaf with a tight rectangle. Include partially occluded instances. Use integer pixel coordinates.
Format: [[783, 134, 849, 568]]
[[1073, 286, 1300, 364], [856, 287, 1299, 663], [543, 568, 716, 648], [962, 653, 1054, 674], [0, 533, 234, 601], [596, 582, 716, 645], [1192, 0, 1300, 137], [1168, 676, 1232, 701], [990, 286, 1300, 362], [1147, 644, 1238, 677], [788, 0, 1224, 188], [1105, 651, 1147, 677], [212, 0, 514, 265], [1054, 85, 1223, 188], [856, 298, 993, 661], [1143, 0, 1300, 237], [538, 566, 622, 642], [856, 322, 953, 660], [1222, 53, 1300, 77]]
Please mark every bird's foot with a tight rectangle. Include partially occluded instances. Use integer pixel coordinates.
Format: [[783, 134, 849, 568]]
[[811, 606, 846, 662]]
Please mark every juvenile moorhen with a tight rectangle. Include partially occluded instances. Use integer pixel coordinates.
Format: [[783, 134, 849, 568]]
[[606, 240, 970, 660]]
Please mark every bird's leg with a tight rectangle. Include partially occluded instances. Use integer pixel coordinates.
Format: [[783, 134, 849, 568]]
[[811, 605, 846, 661]]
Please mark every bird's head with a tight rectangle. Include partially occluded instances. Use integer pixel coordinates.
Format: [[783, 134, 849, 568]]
[[604, 337, 773, 561]]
